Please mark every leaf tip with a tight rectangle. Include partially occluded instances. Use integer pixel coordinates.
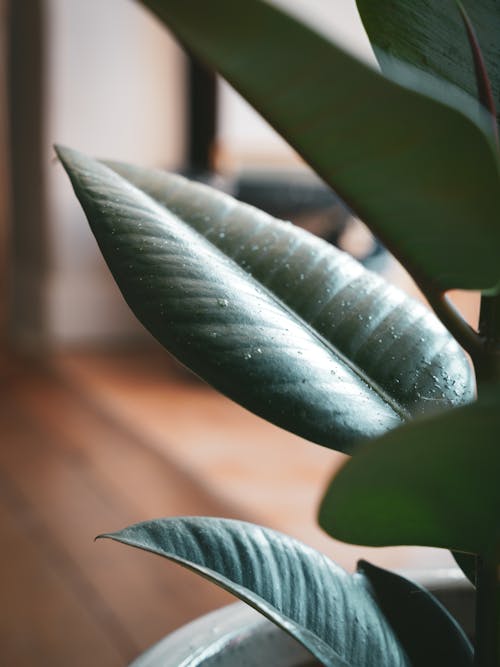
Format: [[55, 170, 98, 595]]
[[54, 144, 89, 172], [356, 559, 371, 573], [53, 143, 73, 166], [95, 532, 118, 543]]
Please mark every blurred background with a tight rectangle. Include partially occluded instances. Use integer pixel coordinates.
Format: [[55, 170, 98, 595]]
[[0, 1, 478, 665]]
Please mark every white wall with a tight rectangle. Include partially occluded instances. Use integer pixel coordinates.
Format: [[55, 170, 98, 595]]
[[44, 0, 185, 343]]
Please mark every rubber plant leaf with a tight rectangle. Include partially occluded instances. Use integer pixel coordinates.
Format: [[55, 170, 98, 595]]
[[100, 517, 412, 667], [359, 560, 473, 666], [57, 146, 474, 454], [356, 0, 500, 131], [139, 0, 500, 293], [319, 388, 500, 555], [104, 158, 475, 417]]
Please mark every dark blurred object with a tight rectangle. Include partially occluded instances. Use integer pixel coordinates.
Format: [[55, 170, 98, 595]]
[[186, 53, 217, 175], [184, 53, 384, 269], [7, 0, 49, 348], [235, 169, 385, 270], [0, 0, 9, 355], [236, 168, 348, 244]]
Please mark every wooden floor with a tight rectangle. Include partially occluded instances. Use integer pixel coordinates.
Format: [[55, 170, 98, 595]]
[[0, 346, 455, 666]]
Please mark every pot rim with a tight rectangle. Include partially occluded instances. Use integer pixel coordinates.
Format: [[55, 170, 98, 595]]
[[129, 601, 313, 667]]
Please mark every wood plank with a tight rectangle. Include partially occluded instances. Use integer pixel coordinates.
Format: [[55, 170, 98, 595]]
[[10, 361, 251, 522], [0, 476, 123, 667], [54, 349, 455, 572], [0, 367, 233, 664]]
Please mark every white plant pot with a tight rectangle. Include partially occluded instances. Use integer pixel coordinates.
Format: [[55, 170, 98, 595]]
[[130, 602, 317, 667], [130, 569, 474, 666]]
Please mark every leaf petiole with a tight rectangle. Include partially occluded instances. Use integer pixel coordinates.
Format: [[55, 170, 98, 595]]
[[456, 0, 498, 148]]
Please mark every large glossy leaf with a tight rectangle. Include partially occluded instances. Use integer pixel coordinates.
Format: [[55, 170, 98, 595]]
[[100, 517, 413, 667], [57, 146, 475, 454], [104, 158, 475, 419], [356, 0, 500, 130], [319, 388, 500, 554], [359, 560, 473, 666], [140, 0, 500, 292]]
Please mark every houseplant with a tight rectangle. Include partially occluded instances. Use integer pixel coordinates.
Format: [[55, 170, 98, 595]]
[[56, 0, 500, 665]]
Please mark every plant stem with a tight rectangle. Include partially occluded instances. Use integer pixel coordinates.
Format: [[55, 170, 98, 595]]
[[479, 295, 500, 349], [474, 555, 500, 667], [475, 294, 500, 384], [456, 0, 499, 147], [424, 290, 483, 357]]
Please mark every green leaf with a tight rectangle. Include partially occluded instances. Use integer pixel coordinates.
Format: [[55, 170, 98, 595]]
[[140, 0, 500, 292], [319, 389, 500, 554], [356, 0, 500, 130], [100, 517, 412, 667], [359, 560, 473, 666], [57, 146, 474, 454], [105, 159, 475, 415]]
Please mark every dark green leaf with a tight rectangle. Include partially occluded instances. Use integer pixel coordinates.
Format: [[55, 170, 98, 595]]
[[57, 146, 474, 453], [356, 0, 500, 130], [140, 0, 500, 292], [359, 560, 473, 666], [105, 159, 475, 417], [319, 389, 500, 554], [101, 517, 411, 667]]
